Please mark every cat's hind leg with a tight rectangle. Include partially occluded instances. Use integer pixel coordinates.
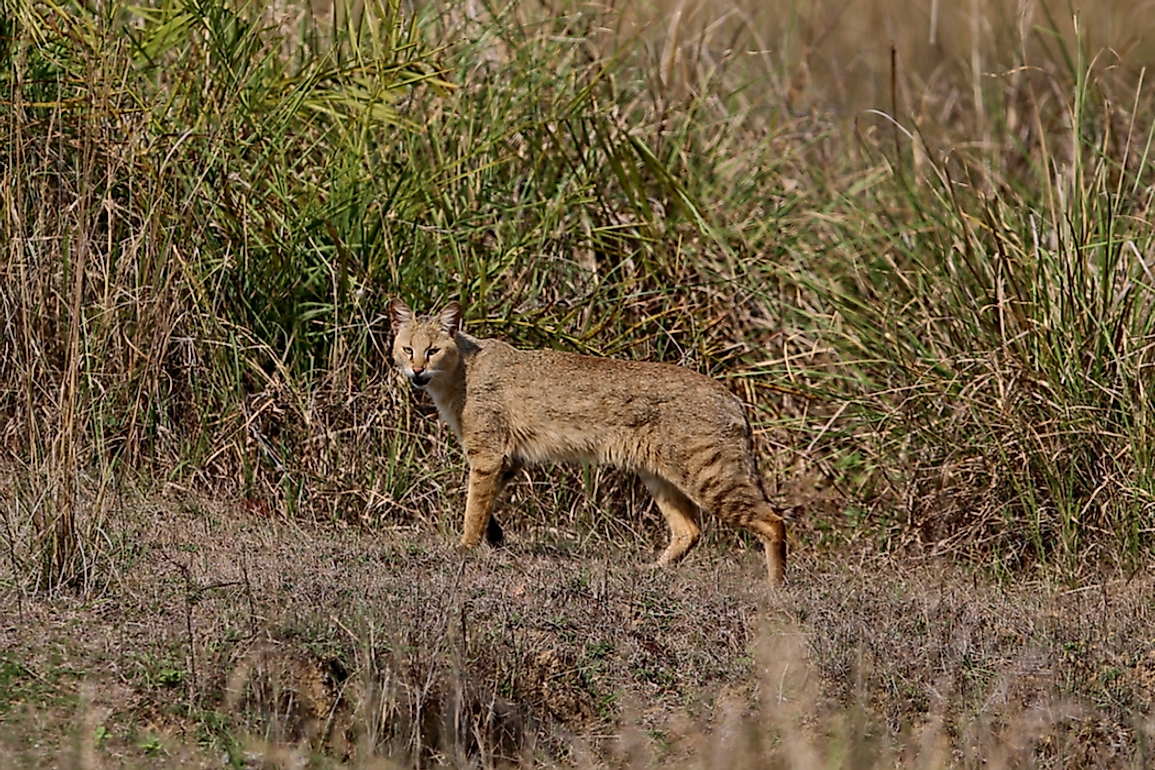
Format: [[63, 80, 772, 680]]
[[640, 472, 702, 566]]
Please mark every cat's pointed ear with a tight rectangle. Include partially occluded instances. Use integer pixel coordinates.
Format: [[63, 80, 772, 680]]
[[388, 299, 414, 333], [438, 302, 463, 336]]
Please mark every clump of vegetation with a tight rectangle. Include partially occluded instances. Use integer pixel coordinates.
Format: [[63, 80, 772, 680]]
[[2, 0, 1155, 765], [4, 0, 1151, 587]]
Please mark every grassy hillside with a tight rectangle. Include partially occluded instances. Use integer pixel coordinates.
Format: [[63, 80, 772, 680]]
[[2, 0, 1155, 765]]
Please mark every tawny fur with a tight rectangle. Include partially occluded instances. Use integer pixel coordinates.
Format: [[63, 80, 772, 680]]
[[389, 299, 787, 585]]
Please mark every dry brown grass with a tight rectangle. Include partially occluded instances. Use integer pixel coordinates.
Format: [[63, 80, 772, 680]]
[[2, 495, 1154, 767]]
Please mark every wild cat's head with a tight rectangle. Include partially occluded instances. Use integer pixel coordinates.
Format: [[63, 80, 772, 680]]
[[388, 299, 463, 389]]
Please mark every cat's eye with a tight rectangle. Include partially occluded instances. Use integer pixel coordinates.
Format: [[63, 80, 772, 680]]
[[402, 346, 413, 357], [427, 347, 440, 356]]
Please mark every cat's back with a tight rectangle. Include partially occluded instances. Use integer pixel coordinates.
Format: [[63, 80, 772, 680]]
[[460, 333, 745, 426]]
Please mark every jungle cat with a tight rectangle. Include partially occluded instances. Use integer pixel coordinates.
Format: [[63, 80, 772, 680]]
[[388, 299, 787, 586]]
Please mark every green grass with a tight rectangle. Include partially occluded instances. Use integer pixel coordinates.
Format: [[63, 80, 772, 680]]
[[3, 0, 1155, 588]]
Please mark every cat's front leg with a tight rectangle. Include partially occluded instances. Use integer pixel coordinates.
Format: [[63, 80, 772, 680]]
[[459, 454, 503, 550]]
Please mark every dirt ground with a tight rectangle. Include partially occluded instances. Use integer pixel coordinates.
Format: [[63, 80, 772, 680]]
[[2, 493, 1154, 768]]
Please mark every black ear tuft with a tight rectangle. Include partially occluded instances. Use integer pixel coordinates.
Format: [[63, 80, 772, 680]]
[[439, 302, 463, 336], [388, 299, 414, 333]]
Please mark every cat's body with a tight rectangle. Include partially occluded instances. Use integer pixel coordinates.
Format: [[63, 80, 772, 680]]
[[389, 299, 787, 585]]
